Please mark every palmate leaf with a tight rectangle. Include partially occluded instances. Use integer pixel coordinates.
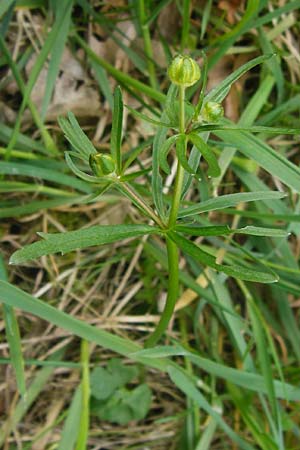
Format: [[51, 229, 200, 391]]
[[169, 231, 278, 283], [10, 224, 159, 265]]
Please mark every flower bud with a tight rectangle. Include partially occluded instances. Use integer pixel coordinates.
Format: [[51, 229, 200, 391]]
[[168, 55, 201, 87], [89, 153, 115, 176], [201, 101, 224, 122]]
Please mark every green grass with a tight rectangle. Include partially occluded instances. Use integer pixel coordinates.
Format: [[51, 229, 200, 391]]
[[1, 1, 300, 449]]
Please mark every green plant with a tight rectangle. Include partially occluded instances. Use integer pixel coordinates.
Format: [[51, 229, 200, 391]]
[[8, 53, 297, 349], [90, 358, 152, 425], [2, 10, 300, 445]]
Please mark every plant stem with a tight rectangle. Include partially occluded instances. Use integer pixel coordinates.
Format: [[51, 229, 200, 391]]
[[75, 340, 90, 450], [138, 0, 158, 90], [144, 237, 179, 348], [168, 85, 186, 227], [120, 182, 165, 228], [145, 85, 186, 347]]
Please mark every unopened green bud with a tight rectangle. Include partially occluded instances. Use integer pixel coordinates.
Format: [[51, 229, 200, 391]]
[[168, 54, 201, 87], [202, 102, 224, 122], [89, 153, 115, 176]]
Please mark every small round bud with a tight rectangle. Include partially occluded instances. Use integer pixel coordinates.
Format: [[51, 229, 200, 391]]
[[168, 54, 201, 87], [201, 102, 224, 123], [89, 153, 115, 176]]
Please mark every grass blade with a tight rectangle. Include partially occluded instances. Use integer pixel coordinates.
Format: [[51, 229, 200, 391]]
[[111, 86, 123, 174], [57, 387, 82, 450], [214, 129, 300, 192], [41, 0, 73, 120], [0, 0, 14, 18], [6, 1, 73, 156], [0, 35, 57, 153], [75, 33, 165, 103], [0, 257, 26, 397], [0, 160, 92, 193], [0, 348, 65, 447], [168, 366, 255, 450], [205, 54, 274, 104], [75, 340, 90, 450], [1, 281, 300, 402]]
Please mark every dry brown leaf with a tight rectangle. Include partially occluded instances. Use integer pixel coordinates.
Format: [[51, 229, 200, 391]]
[[218, 0, 245, 25], [157, 2, 181, 43], [26, 48, 101, 119]]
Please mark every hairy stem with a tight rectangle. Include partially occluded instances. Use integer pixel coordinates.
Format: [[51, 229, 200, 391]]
[[168, 85, 186, 227], [145, 85, 186, 347], [144, 237, 179, 348]]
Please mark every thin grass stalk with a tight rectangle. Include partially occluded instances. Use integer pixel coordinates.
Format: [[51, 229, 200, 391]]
[[138, 0, 158, 89]]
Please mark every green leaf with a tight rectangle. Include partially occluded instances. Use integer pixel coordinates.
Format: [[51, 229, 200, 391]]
[[0, 348, 65, 448], [6, 1, 72, 156], [0, 196, 84, 219], [0, 257, 26, 397], [75, 340, 90, 450], [0, 35, 57, 153], [1, 281, 300, 402], [58, 112, 97, 161], [175, 224, 231, 236], [0, 160, 92, 193], [91, 384, 151, 425], [76, 33, 165, 103], [90, 359, 138, 401], [178, 191, 286, 218], [175, 224, 289, 238], [188, 133, 221, 177], [135, 345, 298, 402], [169, 231, 278, 283], [191, 124, 300, 135], [205, 54, 274, 104], [151, 84, 177, 218], [168, 366, 255, 450], [57, 387, 82, 450], [247, 295, 279, 424], [124, 384, 152, 421], [64, 153, 107, 184], [214, 129, 300, 193], [176, 134, 195, 176], [111, 86, 123, 174], [10, 224, 159, 264], [41, 0, 73, 120], [236, 226, 289, 237], [125, 104, 175, 128], [0, 0, 14, 18]]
